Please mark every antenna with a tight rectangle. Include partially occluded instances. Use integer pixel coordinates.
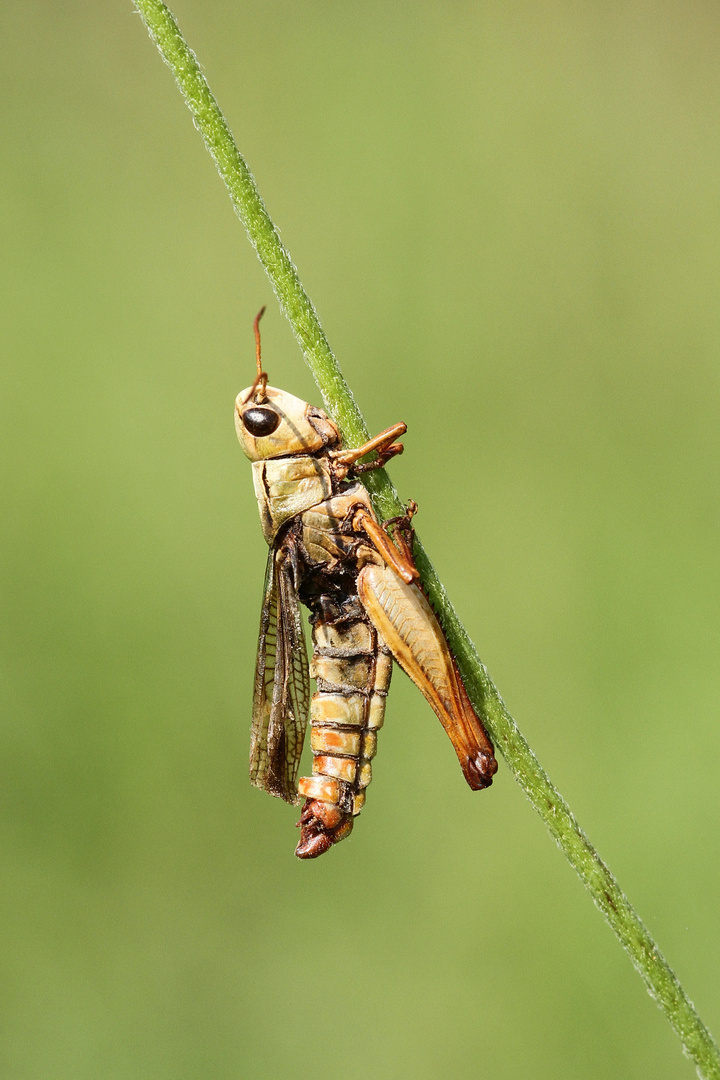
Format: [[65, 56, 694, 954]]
[[254, 306, 266, 377], [245, 306, 268, 403]]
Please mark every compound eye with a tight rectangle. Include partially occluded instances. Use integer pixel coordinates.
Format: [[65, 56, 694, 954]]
[[243, 407, 281, 437]]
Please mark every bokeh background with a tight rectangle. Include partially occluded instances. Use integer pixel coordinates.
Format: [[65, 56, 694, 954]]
[[2, 2, 719, 1077]]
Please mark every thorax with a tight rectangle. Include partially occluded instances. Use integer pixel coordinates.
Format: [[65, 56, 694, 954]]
[[252, 454, 334, 544], [300, 483, 381, 571]]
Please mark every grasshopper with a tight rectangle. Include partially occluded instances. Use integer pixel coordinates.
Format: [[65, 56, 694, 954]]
[[236, 310, 497, 858]]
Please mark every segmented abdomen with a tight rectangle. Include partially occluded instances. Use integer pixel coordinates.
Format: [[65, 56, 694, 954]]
[[297, 604, 392, 816]]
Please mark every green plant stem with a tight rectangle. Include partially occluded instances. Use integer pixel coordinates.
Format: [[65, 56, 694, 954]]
[[133, 3, 720, 1077]]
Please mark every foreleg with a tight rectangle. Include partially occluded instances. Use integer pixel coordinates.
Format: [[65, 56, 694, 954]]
[[331, 422, 407, 476]]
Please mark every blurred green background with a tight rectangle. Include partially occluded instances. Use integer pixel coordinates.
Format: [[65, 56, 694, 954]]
[[1, 1, 719, 1077]]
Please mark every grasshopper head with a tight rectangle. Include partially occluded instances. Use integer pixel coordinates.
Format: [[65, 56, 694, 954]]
[[235, 308, 339, 461], [235, 384, 339, 461]]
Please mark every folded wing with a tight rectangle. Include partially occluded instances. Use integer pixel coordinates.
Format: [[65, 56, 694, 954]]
[[250, 544, 310, 804]]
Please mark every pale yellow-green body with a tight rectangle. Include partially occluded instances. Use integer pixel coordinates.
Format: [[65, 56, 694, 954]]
[[236, 379, 497, 857], [251, 454, 392, 818], [251, 456, 333, 545]]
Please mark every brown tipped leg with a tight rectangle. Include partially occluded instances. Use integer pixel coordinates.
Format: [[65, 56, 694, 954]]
[[351, 443, 404, 473], [331, 423, 407, 477], [383, 500, 418, 568], [295, 799, 354, 860], [357, 563, 498, 790], [352, 508, 419, 585]]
